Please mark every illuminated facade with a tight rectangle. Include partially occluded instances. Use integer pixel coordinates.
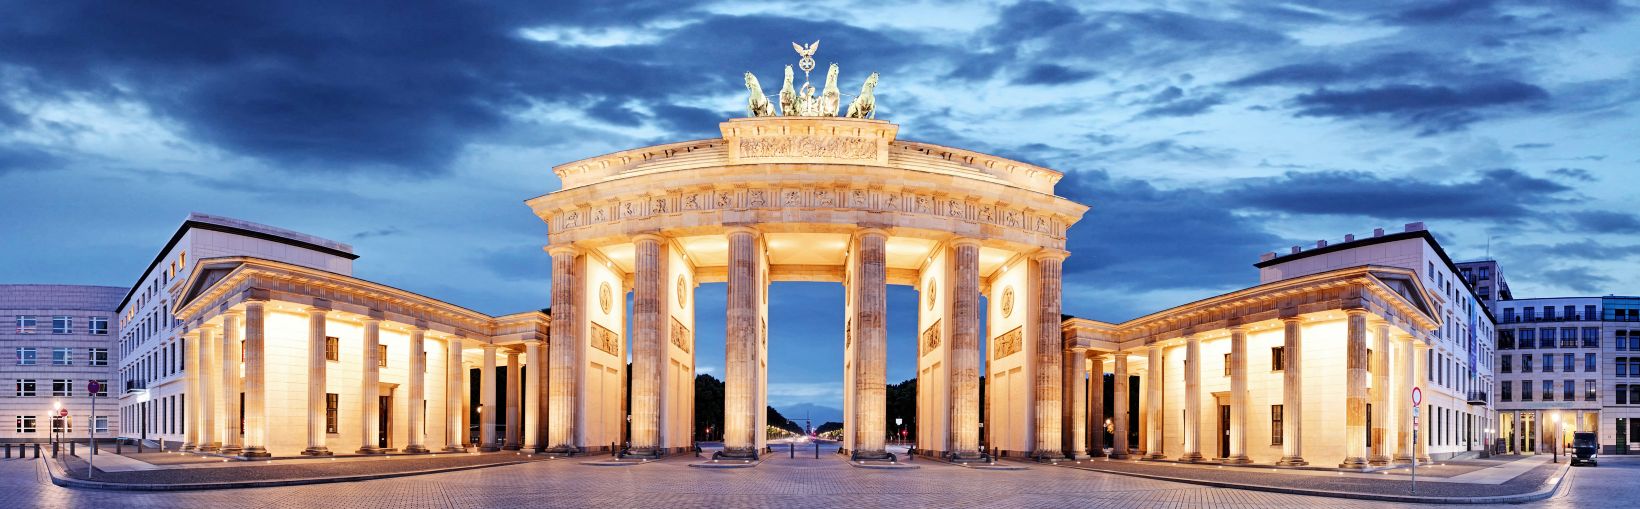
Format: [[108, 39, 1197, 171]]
[[1, 285, 122, 443]]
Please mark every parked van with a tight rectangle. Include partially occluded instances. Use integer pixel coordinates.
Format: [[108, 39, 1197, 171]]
[[1572, 432, 1599, 466]]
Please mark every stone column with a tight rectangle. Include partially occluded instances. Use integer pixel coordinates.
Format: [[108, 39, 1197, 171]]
[[220, 313, 243, 456], [1341, 310, 1369, 469], [1087, 352, 1105, 455], [480, 344, 498, 451], [1143, 344, 1164, 459], [406, 327, 429, 454], [1180, 334, 1204, 462], [198, 326, 218, 452], [444, 338, 467, 452], [1370, 322, 1392, 465], [523, 339, 543, 451], [849, 228, 889, 461], [1226, 326, 1251, 464], [503, 350, 521, 451], [1276, 316, 1306, 466], [546, 245, 581, 454], [1063, 347, 1088, 459], [628, 233, 664, 457], [302, 307, 333, 456], [1512, 411, 1522, 455], [241, 300, 270, 458], [358, 317, 383, 454], [1396, 334, 1416, 463], [1111, 352, 1131, 459], [720, 227, 761, 458], [1414, 343, 1430, 462], [1031, 250, 1067, 460], [948, 238, 982, 461], [182, 329, 201, 451]]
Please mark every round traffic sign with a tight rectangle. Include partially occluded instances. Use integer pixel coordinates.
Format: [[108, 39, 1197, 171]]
[[87, 380, 102, 395], [1411, 387, 1423, 406]]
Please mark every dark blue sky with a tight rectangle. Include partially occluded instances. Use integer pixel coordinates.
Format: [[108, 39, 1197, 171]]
[[2, 1, 1637, 413]]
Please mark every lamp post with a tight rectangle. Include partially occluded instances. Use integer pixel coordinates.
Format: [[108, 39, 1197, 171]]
[[473, 404, 484, 449], [52, 400, 62, 446], [894, 418, 903, 446], [1551, 413, 1560, 464]]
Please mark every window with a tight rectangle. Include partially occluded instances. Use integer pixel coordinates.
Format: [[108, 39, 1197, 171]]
[[92, 379, 108, 397], [1523, 380, 1533, 401], [1523, 354, 1534, 373], [94, 415, 108, 433], [1565, 381, 1576, 401], [15, 416, 36, 433], [325, 393, 339, 433], [1586, 305, 1598, 320], [1524, 307, 1537, 321], [88, 317, 108, 335], [1224, 353, 1231, 376], [1623, 331, 1631, 351], [1561, 328, 1577, 348], [15, 379, 35, 397], [88, 348, 108, 367], [1271, 405, 1283, 445], [1544, 307, 1557, 321], [1620, 384, 1629, 405], [1564, 353, 1575, 373], [325, 336, 339, 362], [1587, 380, 1598, 401], [15, 348, 36, 366], [1499, 330, 1515, 349], [1501, 355, 1512, 373], [1621, 357, 1631, 378], [1271, 347, 1285, 371], [378, 345, 388, 367], [1588, 353, 1598, 372], [52, 316, 71, 334], [51, 415, 71, 433], [52, 379, 72, 397], [1542, 380, 1554, 401], [1520, 329, 1536, 349], [1503, 308, 1516, 323], [1632, 385, 1640, 405], [15, 315, 37, 334], [1584, 328, 1601, 348], [51, 347, 71, 366], [1501, 381, 1512, 402]]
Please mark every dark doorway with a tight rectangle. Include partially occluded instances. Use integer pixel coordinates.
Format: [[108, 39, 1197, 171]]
[[1366, 403, 1373, 455], [1218, 404, 1230, 459], [378, 395, 392, 449]]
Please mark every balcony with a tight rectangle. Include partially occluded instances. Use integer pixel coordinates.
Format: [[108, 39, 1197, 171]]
[[125, 379, 147, 394], [1467, 391, 1489, 405]]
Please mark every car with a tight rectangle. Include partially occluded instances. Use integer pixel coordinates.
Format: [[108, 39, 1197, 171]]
[[1571, 432, 1598, 466]]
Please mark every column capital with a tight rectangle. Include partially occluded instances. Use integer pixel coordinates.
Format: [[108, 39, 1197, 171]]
[[1227, 324, 1249, 334], [948, 237, 983, 249], [522, 339, 544, 346], [305, 306, 330, 315], [724, 225, 761, 237], [1030, 247, 1070, 262], [547, 244, 582, 257], [632, 232, 666, 244], [482, 343, 499, 352], [1281, 315, 1304, 324], [1085, 350, 1105, 360], [1344, 307, 1370, 317], [1068, 345, 1088, 353], [854, 227, 889, 239]]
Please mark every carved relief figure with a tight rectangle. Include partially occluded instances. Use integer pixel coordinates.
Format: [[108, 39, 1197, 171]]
[[650, 198, 667, 214], [592, 323, 620, 356], [563, 211, 579, 228], [1005, 210, 1022, 228], [818, 63, 841, 116], [782, 189, 802, 206], [593, 207, 607, 223], [883, 193, 900, 211], [845, 72, 879, 119], [748, 189, 767, 206], [623, 201, 638, 218], [850, 190, 867, 208], [993, 326, 1022, 360], [980, 205, 995, 223], [1001, 286, 1015, 318], [670, 318, 691, 353], [922, 319, 942, 355], [914, 195, 930, 214], [717, 190, 734, 208], [815, 189, 835, 206], [946, 198, 963, 217], [685, 193, 701, 210], [599, 282, 614, 315], [744, 73, 775, 117]]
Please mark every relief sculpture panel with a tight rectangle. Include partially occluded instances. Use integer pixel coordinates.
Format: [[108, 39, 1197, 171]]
[[993, 326, 1021, 360], [591, 322, 621, 356]]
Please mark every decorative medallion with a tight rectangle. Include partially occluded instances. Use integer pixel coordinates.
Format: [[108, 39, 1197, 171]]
[[599, 282, 613, 315], [925, 278, 937, 310], [993, 326, 1022, 360], [1001, 286, 1016, 319], [676, 276, 688, 307]]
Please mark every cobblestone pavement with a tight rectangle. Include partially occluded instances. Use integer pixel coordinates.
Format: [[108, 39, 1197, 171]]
[[0, 452, 1627, 508]]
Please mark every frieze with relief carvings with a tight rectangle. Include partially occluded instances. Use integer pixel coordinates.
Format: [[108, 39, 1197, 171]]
[[922, 319, 941, 356], [670, 317, 691, 353], [737, 135, 878, 160], [993, 326, 1021, 360], [591, 322, 620, 356]]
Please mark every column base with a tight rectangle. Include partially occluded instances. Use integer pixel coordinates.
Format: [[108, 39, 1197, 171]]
[[182, 443, 197, 451], [1416, 455, 1431, 463], [1143, 451, 1166, 460], [1179, 452, 1205, 463], [1393, 455, 1415, 465], [718, 447, 761, 460], [544, 445, 581, 457], [948, 451, 990, 463], [503, 443, 521, 451], [1339, 457, 1370, 469], [619, 447, 663, 460], [1369, 455, 1391, 466], [241, 446, 271, 458], [1223, 455, 1253, 464], [357, 447, 386, 455], [1275, 456, 1308, 466], [444, 445, 470, 453], [199, 442, 221, 453], [1032, 450, 1066, 462], [301, 447, 334, 456], [403, 445, 429, 454], [479, 446, 501, 452], [219, 446, 243, 456], [1108, 451, 1131, 460], [1065, 453, 1092, 460]]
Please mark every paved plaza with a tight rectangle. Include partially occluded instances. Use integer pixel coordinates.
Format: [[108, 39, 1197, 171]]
[[4, 450, 1630, 508]]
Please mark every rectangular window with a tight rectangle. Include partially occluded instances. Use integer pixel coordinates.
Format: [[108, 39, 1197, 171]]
[[1524, 307, 1536, 321], [1503, 308, 1516, 323], [15, 416, 36, 433], [1224, 353, 1231, 376], [1564, 353, 1575, 373], [1565, 381, 1576, 401], [1523, 380, 1533, 401], [1561, 328, 1577, 348], [325, 336, 339, 362], [88, 348, 108, 366], [52, 379, 71, 397], [88, 317, 108, 335], [15, 315, 37, 334], [1541, 353, 1553, 373], [1620, 384, 1629, 405], [1271, 405, 1283, 445], [15, 379, 35, 397], [1621, 357, 1630, 378], [1542, 380, 1554, 401], [1501, 381, 1512, 402], [1271, 347, 1285, 371], [1588, 353, 1598, 372], [1584, 328, 1601, 348], [1622, 331, 1631, 351], [94, 415, 109, 433], [93, 379, 108, 398], [325, 393, 339, 433], [1523, 354, 1534, 373], [15, 348, 36, 366], [1502, 355, 1512, 373], [52, 316, 71, 334], [1632, 385, 1640, 405], [378, 345, 388, 368], [1520, 329, 1536, 349], [53, 415, 72, 434], [51, 347, 71, 366], [1587, 380, 1598, 401]]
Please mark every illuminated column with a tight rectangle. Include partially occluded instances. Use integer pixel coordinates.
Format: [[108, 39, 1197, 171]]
[[182, 329, 201, 451], [444, 338, 466, 452], [1063, 346, 1088, 459], [628, 233, 664, 457], [1414, 343, 1430, 462], [197, 326, 218, 452], [1087, 352, 1105, 455], [1031, 250, 1067, 460], [523, 339, 543, 451], [1143, 344, 1164, 459], [1396, 333, 1415, 462], [480, 344, 498, 451], [948, 238, 982, 460], [241, 300, 270, 458], [1341, 309, 1369, 469], [546, 245, 581, 454], [1180, 334, 1204, 462], [219, 312, 243, 456], [1371, 322, 1392, 465], [302, 306, 333, 456], [849, 228, 889, 460], [358, 316, 383, 454], [406, 327, 429, 454], [1110, 352, 1131, 459], [503, 350, 521, 450], [1226, 326, 1251, 464], [1277, 316, 1306, 466]]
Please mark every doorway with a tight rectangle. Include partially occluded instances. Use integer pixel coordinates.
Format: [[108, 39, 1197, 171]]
[[1218, 404, 1230, 459], [378, 395, 392, 449]]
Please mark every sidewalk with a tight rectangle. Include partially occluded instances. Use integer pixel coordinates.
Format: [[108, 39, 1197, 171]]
[[47, 449, 550, 490]]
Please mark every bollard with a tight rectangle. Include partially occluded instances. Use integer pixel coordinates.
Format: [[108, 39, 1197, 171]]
[[790, 443, 795, 458], [116, 441, 122, 455], [5, 443, 10, 459], [53, 441, 59, 458], [35, 443, 41, 458], [70, 442, 76, 456], [137, 442, 143, 454], [814, 442, 819, 459]]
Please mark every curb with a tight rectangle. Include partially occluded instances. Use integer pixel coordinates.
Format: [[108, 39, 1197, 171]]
[[1051, 459, 1573, 505], [41, 455, 538, 491]]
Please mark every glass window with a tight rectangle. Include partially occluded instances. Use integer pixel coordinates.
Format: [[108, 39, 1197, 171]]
[[1544, 307, 1557, 321], [88, 317, 108, 335], [15, 416, 36, 433], [325, 337, 339, 362], [1623, 331, 1631, 351], [1542, 380, 1554, 401], [52, 316, 71, 334], [51, 415, 71, 433], [1503, 308, 1516, 323], [325, 393, 339, 433], [1632, 385, 1640, 405], [1564, 353, 1575, 373], [1502, 355, 1512, 373], [1271, 347, 1285, 371], [1224, 353, 1231, 376], [94, 415, 109, 433], [1499, 329, 1515, 349], [15, 315, 37, 334], [1583, 328, 1600, 348], [1502, 381, 1512, 401], [1618, 384, 1628, 405], [1520, 329, 1536, 349], [1620, 357, 1629, 378], [14, 379, 35, 397], [15, 348, 36, 366], [1587, 353, 1598, 372], [1542, 353, 1554, 373], [1523, 354, 1534, 373], [1523, 380, 1534, 401], [51, 379, 71, 397], [1565, 381, 1576, 401], [378, 345, 388, 367], [1271, 405, 1283, 445], [1561, 328, 1578, 348], [88, 348, 108, 367], [1587, 380, 1598, 401], [51, 347, 71, 366]]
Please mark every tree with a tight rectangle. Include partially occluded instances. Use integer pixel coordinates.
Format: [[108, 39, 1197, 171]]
[[694, 374, 724, 441], [886, 378, 917, 442]]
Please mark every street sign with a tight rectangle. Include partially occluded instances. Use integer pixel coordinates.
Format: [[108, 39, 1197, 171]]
[[87, 380, 101, 396], [58, 408, 68, 417], [1411, 387, 1423, 406]]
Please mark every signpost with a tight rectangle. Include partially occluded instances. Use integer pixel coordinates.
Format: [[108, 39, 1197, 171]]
[[1411, 386, 1422, 494], [87, 380, 100, 478]]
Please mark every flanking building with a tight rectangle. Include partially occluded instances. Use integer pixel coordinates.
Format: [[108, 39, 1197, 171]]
[[1605, 296, 1640, 453], [1, 284, 124, 443], [1486, 296, 1603, 455]]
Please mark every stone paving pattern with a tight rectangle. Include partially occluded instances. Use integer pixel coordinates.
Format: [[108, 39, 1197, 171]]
[[55, 451, 541, 484], [1055, 456, 1561, 497]]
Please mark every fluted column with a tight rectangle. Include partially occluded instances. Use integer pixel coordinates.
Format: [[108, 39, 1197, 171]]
[[1063, 347, 1088, 459], [1396, 333, 1416, 462], [358, 317, 383, 454], [1031, 250, 1067, 460], [444, 338, 467, 452], [182, 329, 201, 451], [302, 307, 332, 456], [628, 234, 664, 457], [503, 350, 521, 450], [948, 238, 982, 461], [1087, 352, 1105, 455], [523, 340, 543, 451], [719, 227, 761, 458], [1370, 322, 1392, 465], [406, 327, 429, 454], [546, 245, 581, 454], [197, 326, 218, 452], [480, 344, 498, 451], [1414, 342, 1430, 462], [241, 300, 270, 457], [1143, 345, 1163, 459], [219, 313, 243, 456], [1111, 352, 1131, 459], [1180, 334, 1204, 462], [849, 228, 889, 460], [1226, 326, 1251, 464], [1340, 310, 1370, 469], [1277, 316, 1306, 466]]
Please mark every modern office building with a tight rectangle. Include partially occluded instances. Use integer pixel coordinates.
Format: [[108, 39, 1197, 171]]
[[1604, 296, 1640, 454], [1489, 296, 1603, 455], [1456, 259, 1512, 310], [2, 284, 124, 443]]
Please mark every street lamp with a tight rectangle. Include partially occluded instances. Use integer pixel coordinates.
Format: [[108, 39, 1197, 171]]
[[52, 400, 62, 445], [1551, 413, 1560, 464]]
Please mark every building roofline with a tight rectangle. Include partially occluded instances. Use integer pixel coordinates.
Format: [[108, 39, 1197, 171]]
[[1253, 228, 1497, 324], [117, 215, 359, 312]]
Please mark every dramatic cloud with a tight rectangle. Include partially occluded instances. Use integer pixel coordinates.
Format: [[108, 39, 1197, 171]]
[[1220, 169, 1571, 221], [1288, 81, 1548, 134]]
